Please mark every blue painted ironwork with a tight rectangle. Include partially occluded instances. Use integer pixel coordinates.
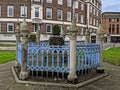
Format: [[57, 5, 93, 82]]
[[17, 41, 100, 78], [17, 42, 22, 65]]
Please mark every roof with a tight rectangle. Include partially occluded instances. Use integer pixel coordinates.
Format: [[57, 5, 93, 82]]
[[102, 12, 120, 15]]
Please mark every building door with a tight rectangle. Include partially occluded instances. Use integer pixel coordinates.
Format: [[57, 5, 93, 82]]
[[91, 36, 96, 43]]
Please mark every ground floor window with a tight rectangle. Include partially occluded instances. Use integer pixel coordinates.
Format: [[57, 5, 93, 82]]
[[46, 24, 52, 33], [7, 23, 14, 32]]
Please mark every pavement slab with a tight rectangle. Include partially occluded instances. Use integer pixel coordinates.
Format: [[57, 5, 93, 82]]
[[0, 61, 120, 90]]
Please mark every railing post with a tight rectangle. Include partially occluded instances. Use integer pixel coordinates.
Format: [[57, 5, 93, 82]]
[[96, 24, 104, 73], [14, 20, 21, 67], [67, 16, 78, 83], [19, 19, 29, 80]]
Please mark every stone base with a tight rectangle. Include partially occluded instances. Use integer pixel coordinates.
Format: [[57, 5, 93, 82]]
[[67, 74, 78, 84], [14, 61, 18, 68], [19, 71, 29, 80], [96, 67, 105, 73]]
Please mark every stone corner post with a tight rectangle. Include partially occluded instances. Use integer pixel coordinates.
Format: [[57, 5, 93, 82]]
[[19, 19, 30, 80], [67, 16, 78, 83], [36, 29, 40, 44], [96, 24, 105, 73], [85, 26, 90, 44], [14, 20, 21, 67]]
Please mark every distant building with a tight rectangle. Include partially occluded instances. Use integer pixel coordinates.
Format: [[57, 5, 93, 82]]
[[0, 0, 102, 42], [102, 12, 120, 43]]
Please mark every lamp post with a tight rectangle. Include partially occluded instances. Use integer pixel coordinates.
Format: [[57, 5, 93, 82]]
[[96, 24, 104, 73]]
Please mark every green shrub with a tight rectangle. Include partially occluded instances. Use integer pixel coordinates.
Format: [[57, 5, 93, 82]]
[[49, 36, 64, 46], [29, 34, 36, 42], [52, 25, 60, 35]]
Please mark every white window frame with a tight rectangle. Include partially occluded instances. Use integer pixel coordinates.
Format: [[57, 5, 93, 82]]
[[7, 5, 14, 17], [46, 24, 52, 33], [80, 28, 84, 35], [47, 0, 52, 3], [67, 26, 70, 34], [81, 3, 84, 11], [33, 23, 39, 32], [67, 0, 71, 7], [75, 13, 78, 22], [7, 23, 14, 32], [58, 0, 63, 5], [35, 8, 39, 18], [46, 8, 52, 19], [59, 25, 62, 34], [57, 10, 63, 20], [80, 15, 84, 23], [74, 1, 78, 9], [90, 17, 92, 25], [67, 11, 71, 21], [21, 6, 27, 17]]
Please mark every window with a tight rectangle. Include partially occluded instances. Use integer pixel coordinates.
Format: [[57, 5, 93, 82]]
[[80, 28, 84, 35], [34, 0, 41, 2], [7, 23, 14, 32], [117, 25, 119, 34], [7, 5, 14, 17], [34, 23, 39, 32], [0, 6, 1, 17], [67, 0, 71, 7], [46, 8, 52, 19], [58, 0, 63, 5], [21, 6, 27, 17], [59, 25, 62, 34], [117, 19, 119, 22], [93, 18, 95, 25], [90, 17, 92, 24], [57, 10, 62, 20], [35, 8, 39, 17], [67, 26, 70, 33], [112, 25, 115, 34], [67, 11, 71, 21], [47, 0, 52, 3], [80, 15, 84, 23], [112, 19, 115, 22], [96, 20, 98, 26], [90, 5, 92, 13], [46, 24, 52, 33], [74, 1, 78, 9], [75, 13, 78, 22], [81, 3, 84, 11]]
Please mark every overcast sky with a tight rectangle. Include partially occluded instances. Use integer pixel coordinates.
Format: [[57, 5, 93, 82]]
[[102, 0, 120, 12]]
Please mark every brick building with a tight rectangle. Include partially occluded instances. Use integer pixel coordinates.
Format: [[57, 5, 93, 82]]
[[0, 0, 102, 42], [102, 12, 120, 43]]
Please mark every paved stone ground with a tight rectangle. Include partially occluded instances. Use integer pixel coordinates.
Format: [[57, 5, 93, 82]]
[[0, 61, 120, 90]]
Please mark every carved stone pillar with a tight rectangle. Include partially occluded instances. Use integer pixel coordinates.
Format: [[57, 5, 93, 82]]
[[96, 24, 104, 73], [19, 19, 29, 80], [67, 16, 78, 83], [14, 20, 21, 67]]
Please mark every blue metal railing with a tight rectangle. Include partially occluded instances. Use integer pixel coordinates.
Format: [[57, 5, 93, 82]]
[[17, 42, 22, 65], [17, 41, 100, 78]]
